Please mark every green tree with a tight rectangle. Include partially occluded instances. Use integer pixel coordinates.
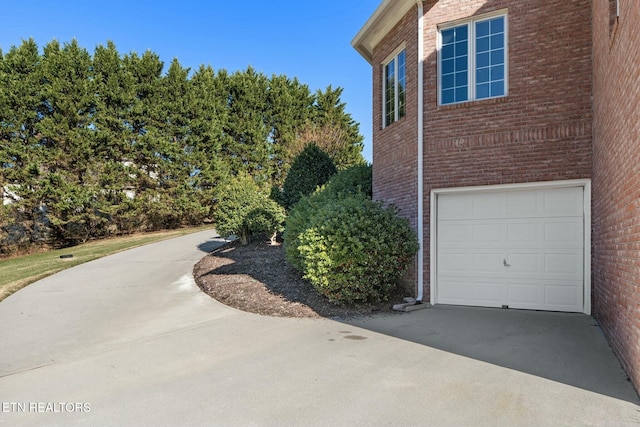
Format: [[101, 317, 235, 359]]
[[150, 58, 207, 228], [189, 65, 230, 219], [0, 40, 42, 209], [0, 37, 367, 252], [0, 39, 48, 246], [92, 41, 135, 164], [280, 144, 337, 209], [122, 50, 167, 229], [222, 67, 272, 184], [35, 40, 103, 243], [308, 86, 365, 169], [266, 74, 314, 185], [91, 41, 139, 233]]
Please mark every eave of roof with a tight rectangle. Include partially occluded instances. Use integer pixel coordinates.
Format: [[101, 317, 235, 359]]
[[351, 0, 416, 64]]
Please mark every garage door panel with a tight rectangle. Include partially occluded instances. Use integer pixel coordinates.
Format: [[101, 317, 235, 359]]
[[436, 185, 585, 313], [472, 223, 505, 245], [438, 223, 471, 246], [505, 279, 583, 311], [544, 252, 582, 278], [438, 251, 472, 273], [472, 193, 506, 218], [473, 281, 504, 305], [544, 220, 583, 248], [507, 191, 542, 217], [544, 282, 583, 310], [438, 194, 473, 220], [506, 252, 540, 275], [507, 282, 541, 306], [473, 252, 506, 274], [438, 278, 473, 302], [439, 252, 508, 278], [543, 187, 583, 217], [507, 222, 540, 245], [438, 278, 504, 307]]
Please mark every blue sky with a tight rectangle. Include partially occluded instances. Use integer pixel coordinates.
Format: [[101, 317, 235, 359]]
[[0, 1, 381, 162]]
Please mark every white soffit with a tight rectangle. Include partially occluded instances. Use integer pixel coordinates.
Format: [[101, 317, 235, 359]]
[[352, 0, 416, 64]]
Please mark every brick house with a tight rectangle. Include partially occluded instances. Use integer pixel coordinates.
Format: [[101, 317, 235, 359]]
[[353, 0, 639, 391]]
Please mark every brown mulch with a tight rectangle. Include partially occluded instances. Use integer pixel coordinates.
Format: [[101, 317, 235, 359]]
[[193, 236, 406, 319]]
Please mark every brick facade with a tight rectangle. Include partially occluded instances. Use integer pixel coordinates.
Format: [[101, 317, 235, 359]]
[[592, 0, 640, 392], [372, 7, 420, 288], [370, 0, 593, 296], [359, 0, 639, 394]]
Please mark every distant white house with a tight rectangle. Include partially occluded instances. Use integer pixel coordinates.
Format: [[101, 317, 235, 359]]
[[120, 160, 159, 200], [2, 162, 160, 206], [2, 185, 21, 206]]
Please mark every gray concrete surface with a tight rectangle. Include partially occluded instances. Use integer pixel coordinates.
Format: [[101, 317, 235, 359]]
[[348, 305, 640, 403], [1, 229, 639, 426]]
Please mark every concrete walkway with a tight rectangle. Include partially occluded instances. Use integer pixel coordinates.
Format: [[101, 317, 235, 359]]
[[0, 230, 638, 426]]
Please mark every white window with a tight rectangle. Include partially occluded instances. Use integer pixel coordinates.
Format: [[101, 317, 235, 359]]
[[383, 49, 406, 127], [438, 13, 508, 105]]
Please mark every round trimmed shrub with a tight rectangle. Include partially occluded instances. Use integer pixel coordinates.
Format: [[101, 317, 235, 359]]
[[213, 175, 286, 245], [323, 164, 372, 199], [284, 164, 372, 270], [295, 193, 418, 304]]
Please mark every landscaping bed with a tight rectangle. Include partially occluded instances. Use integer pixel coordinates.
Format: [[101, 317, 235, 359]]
[[193, 237, 405, 319]]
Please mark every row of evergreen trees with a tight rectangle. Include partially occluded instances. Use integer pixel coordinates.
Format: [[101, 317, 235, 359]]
[[0, 39, 365, 251]]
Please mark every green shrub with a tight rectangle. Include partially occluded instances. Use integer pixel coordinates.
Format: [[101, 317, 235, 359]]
[[281, 143, 337, 209], [284, 165, 372, 270], [323, 164, 372, 199], [213, 175, 286, 244], [283, 189, 332, 270], [294, 193, 418, 304]]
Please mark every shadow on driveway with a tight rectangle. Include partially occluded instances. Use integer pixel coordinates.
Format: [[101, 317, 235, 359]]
[[346, 305, 640, 404], [197, 235, 228, 253]]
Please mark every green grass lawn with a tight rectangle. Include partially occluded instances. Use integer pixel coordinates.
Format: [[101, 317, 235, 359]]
[[0, 226, 215, 302]]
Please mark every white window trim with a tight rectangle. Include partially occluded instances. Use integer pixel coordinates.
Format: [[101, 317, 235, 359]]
[[437, 10, 509, 106], [382, 45, 406, 129]]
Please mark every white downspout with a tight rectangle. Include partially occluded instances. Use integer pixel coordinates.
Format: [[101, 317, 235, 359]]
[[416, 0, 425, 301]]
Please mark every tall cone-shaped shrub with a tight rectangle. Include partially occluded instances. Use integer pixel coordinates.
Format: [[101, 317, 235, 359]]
[[280, 143, 336, 209]]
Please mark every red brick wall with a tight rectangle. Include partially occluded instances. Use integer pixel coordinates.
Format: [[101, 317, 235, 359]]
[[372, 7, 420, 289], [592, 0, 640, 393], [371, 0, 593, 297]]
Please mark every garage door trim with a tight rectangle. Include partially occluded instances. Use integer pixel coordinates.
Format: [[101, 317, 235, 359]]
[[430, 179, 591, 315]]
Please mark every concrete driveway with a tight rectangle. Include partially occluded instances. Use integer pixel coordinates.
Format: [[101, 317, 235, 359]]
[[1, 230, 638, 426]]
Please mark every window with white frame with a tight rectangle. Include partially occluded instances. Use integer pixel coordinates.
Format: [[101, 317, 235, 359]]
[[383, 49, 406, 127], [439, 13, 507, 105]]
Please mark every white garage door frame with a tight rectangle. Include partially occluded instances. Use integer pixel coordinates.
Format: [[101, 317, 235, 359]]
[[430, 179, 591, 315]]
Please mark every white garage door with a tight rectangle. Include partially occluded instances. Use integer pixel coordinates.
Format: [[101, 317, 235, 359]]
[[436, 186, 585, 312]]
